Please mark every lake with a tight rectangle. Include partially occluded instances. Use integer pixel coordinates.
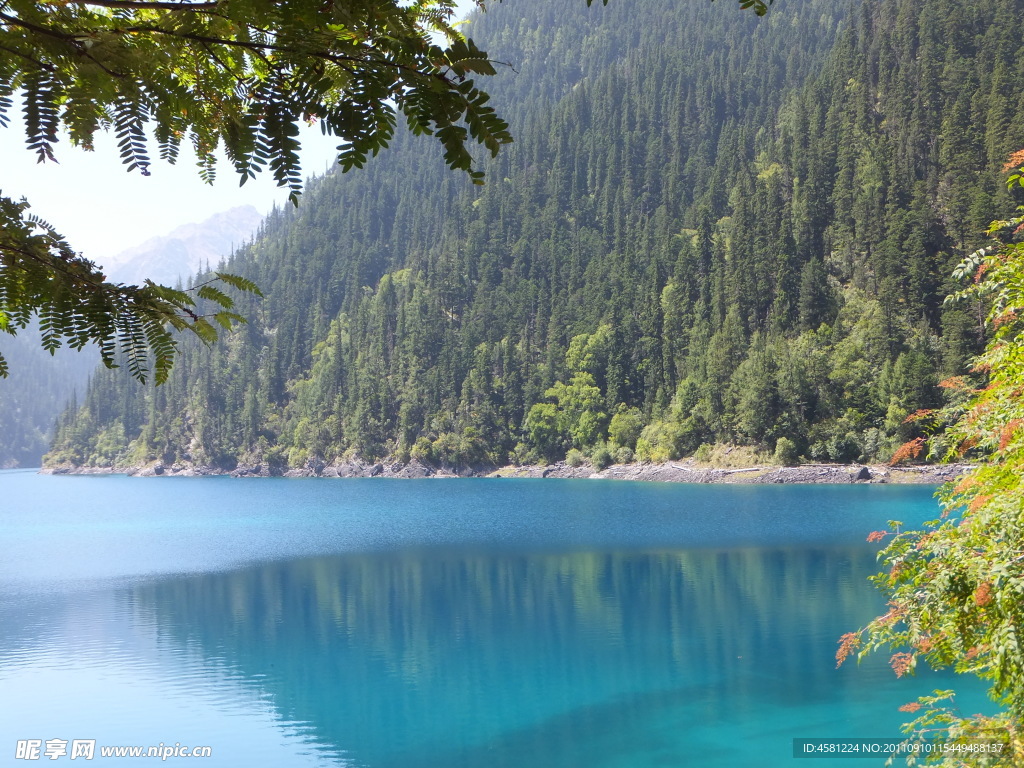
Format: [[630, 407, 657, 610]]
[[0, 472, 983, 766]]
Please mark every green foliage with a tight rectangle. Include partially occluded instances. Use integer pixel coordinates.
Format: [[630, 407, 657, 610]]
[[609, 406, 644, 450], [844, 178, 1024, 764], [510, 441, 534, 466], [525, 402, 565, 463], [590, 443, 613, 471], [565, 447, 585, 468], [545, 372, 608, 449], [635, 419, 686, 463], [773, 436, 799, 466], [807, 413, 863, 464], [430, 427, 489, 466], [0, 0, 513, 193], [410, 436, 434, 463]]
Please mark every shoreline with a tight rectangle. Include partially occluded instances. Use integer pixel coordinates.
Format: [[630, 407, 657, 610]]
[[41, 458, 972, 485]]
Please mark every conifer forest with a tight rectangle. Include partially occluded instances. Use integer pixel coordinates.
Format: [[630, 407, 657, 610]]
[[47, 0, 1024, 472]]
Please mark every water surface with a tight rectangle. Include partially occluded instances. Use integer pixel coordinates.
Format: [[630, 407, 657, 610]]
[[0, 473, 980, 766]]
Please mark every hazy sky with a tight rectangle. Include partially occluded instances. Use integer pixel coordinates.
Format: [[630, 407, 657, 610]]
[[0, 124, 339, 268], [1, 0, 480, 269]]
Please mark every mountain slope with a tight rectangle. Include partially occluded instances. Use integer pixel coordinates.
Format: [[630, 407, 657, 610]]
[[49, 0, 1024, 471]]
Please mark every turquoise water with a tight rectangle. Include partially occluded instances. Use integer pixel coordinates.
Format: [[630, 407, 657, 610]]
[[0, 473, 984, 766]]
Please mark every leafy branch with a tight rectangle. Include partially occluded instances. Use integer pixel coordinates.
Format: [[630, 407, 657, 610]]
[[0, 194, 260, 383], [839, 162, 1024, 766]]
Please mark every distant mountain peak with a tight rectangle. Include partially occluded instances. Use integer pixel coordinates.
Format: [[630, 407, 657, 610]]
[[105, 205, 263, 286]]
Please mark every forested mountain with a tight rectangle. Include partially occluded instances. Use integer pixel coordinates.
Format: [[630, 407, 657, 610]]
[[48, 0, 1024, 471]]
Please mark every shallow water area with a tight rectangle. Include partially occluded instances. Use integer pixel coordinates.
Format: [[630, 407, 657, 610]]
[[0, 472, 985, 766]]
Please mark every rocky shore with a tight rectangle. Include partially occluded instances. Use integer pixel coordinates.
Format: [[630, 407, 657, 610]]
[[42, 457, 972, 484]]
